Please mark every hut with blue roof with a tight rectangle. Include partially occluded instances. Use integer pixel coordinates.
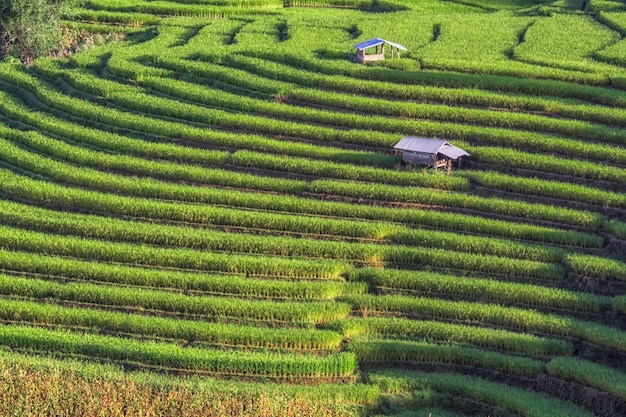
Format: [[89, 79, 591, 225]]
[[354, 38, 407, 63]]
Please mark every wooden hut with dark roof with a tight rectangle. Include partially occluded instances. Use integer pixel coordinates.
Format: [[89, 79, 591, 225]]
[[393, 137, 470, 172], [354, 38, 407, 63]]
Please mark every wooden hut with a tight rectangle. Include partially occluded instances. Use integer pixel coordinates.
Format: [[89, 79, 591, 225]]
[[393, 137, 470, 172], [354, 38, 407, 63]]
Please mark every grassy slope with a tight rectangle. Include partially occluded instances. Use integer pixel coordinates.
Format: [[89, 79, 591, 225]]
[[1, 0, 626, 416]]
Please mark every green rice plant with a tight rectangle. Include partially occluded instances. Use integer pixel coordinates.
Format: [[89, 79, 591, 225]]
[[0, 348, 380, 406], [349, 340, 544, 378], [513, 14, 620, 73], [0, 274, 350, 324], [0, 298, 343, 351], [466, 145, 626, 185], [0, 91, 233, 167], [370, 370, 595, 417], [218, 52, 626, 125], [310, 179, 605, 228], [242, 48, 625, 105], [605, 219, 626, 239], [461, 170, 626, 209], [0, 199, 566, 278], [0, 167, 600, 248], [33, 62, 626, 166], [0, 224, 351, 280], [230, 150, 468, 191], [63, 21, 147, 34], [547, 357, 626, 401], [0, 324, 356, 378], [565, 253, 626, 282], [87, 0, 283, 16], [391, 228, 565, 263], [0, 65, 395, 167], [349, 269, 608, 313], [287, 87, 626, 147], [323, 317, 572, 356], [612, 295, 626, 314], [73, 8, 161, 26], [29, 65, 402, 148], [0, 249, 357, 300], [136, 66, 626, 158], [339, 294, 626, 352], [0, 124, 305, 194]]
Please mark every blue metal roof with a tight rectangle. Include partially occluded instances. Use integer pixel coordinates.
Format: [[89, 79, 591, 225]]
[[354, 38, 385, 51], [354, 38, 408, 52]]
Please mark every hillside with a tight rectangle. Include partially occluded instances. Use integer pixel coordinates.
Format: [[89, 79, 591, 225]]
[[0, 0, 625, 416]]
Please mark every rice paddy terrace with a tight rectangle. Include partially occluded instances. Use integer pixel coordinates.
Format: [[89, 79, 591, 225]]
[[1, 0, 626, 416]]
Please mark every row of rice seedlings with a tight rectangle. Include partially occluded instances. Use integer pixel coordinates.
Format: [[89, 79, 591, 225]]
[[0, 249, 358, 300], [113, 63, 626, 163], [0, 224, 351, 280], [0, 130, 610, 232], [370, 370, 595, 417], [606, 219, 626, 239], [0, 324, 356, 378], [349, 269, 609, 313], [0, 91, 233, 166], [469, 146, 626, 185], [230, 149, 469, 191], [26, 63, 402, 149], [547, 357, 626, 401], [0, 298, 343, 351], [73, 8, 162, 26], [0, 167, 601, 248], [349, 340, 544, 378], [323, 318, 572, 356], [0, 199, 567, 278], [3, 115, 465, 194], [2, 125, 306, 195], [87, 0, 284, 16], [512, 14, 619, 74], [0, 66, 396, 168], [339, 294, 626, 353], [0, 274, 350, 324], [224, 51, 626, 112], [59, 64, 626, 166], [142, 69, 626, 163], [286, 87, 626, 147], [163, 53, 626, 130], [391, 228, 565, 263], [460, 170, 626, 209], [565, 253, 626, 282], [309, 180, 605, 228], [0, 349, 380, 414]]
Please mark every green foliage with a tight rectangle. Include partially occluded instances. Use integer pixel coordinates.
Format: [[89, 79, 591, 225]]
[[324, 317, 572, 356], [0, 324, 356, 378], [547, 357, 626, 401], [371, 370, 596, 417], [340, 294, 626, 352], [0, 0, 81, 64], [350, 268, 608, 313], [350, 340, 545, 377], [0, 298, 343, 351], [0, 273, 350, 324]]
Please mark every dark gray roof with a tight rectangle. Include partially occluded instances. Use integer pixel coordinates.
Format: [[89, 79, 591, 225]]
[[394, 137, 470, 159], [354, 38, 408, 51]]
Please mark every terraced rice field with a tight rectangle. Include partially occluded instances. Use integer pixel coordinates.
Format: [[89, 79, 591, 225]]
[[1, 0, 626, 415]]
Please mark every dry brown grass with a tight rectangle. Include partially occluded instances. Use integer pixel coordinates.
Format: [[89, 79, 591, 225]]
[[0, 356, 361, 417]]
